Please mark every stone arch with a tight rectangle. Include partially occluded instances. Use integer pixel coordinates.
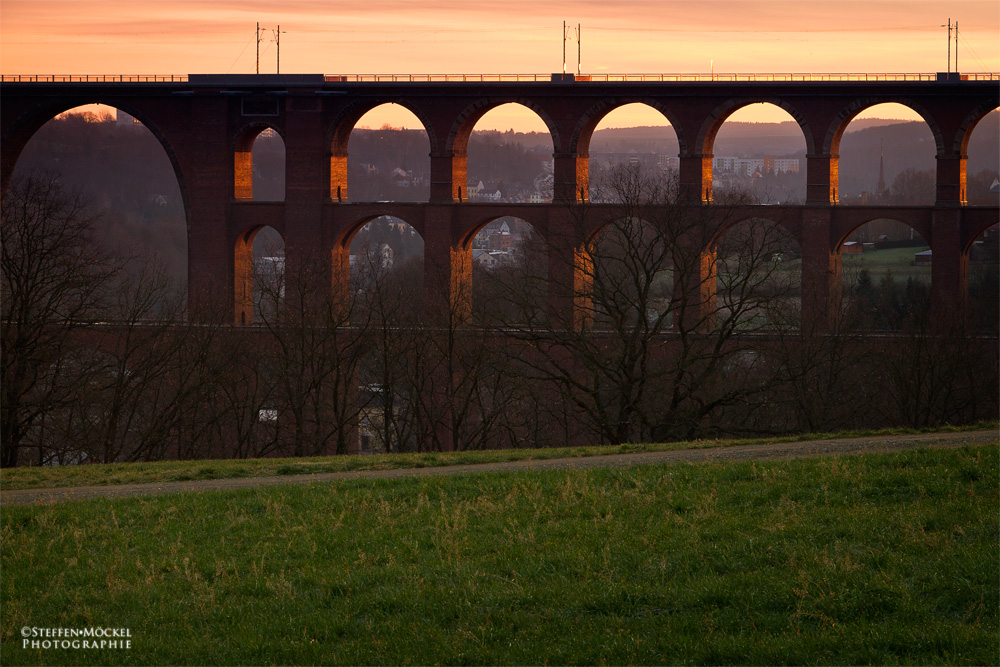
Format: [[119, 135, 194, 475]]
[[825, 98, 944, 159], [1, 100, 190, 222], [343, 214, 424, 277], [712, 216, 804, 330], [576, 101, 682, 203], [336, 212, 423, 250], [457, 211, 550, 248], [706, 212, 803, 252], [956, 101, 1000, 156], [582, 215, 677, 329], [571, 99, 686, 157], [837, 216, 933, 329], [698, 98, 815, 156], [831, 102, 939, 205], [960, 105, 999, 207], [329, 100, 438, 155], [834, 213, 932, 250], [341, 214, 426, 317], [234, 224, 285, 324], [327, 101, 435, 203], [464, 216, 549, 326], [5, 102, 193, 301], [449, 101, 559, 204], [233, 122, 284, 201], [694, 99, 812, 206], [447, 99, 561, 156], [963, 215, 1000, 254]]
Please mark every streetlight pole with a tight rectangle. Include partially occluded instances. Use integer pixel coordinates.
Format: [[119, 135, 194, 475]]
[[256, 22, 265, 74], [941, 18, 951, 73], [274, 26, 287, 74], [562, 21, 567, 74]]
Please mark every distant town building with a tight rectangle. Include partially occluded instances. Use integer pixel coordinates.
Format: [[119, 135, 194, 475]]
[[712, 156, 799, 175], [357, 384, 407, 454], [774, 158, 800, 174], [467, 180, 502, 201], [592, 153, 679, 172], [472, 249, 512, 269]]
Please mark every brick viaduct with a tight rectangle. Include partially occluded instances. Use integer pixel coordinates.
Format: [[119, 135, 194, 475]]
[[1, 74, 997, 330]]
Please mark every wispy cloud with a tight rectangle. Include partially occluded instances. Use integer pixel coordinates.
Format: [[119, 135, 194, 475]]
[[1, 0, 996, 74]]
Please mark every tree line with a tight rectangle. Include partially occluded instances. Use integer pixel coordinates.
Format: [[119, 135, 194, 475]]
[[2, 166, 996, 467]]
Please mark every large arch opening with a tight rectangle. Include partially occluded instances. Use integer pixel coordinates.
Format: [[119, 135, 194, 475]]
[[837, 103, 935, 205], [346, 104, 430, 203], [466, 217, 548, 326], [347, 216, 426, 454], [465, 103, 554, 203], [585, 216, 673, 331], [966, 109, 1000, 205], [839, 218, 930, 329], [10, 105, 188, 292], [707, 103, 807, 204], [587, 103, 678, 202], [348, 216, 425, 320], [713, 218, 802, 330], [234, 125, 285, 201], [234, 225, 285, 324]]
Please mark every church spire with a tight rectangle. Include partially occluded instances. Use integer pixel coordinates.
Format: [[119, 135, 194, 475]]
[[876, 140, 886, 197]]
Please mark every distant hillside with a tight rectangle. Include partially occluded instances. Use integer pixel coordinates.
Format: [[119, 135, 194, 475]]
[[714, 122, 806, 157], [840, 114, 999, 197], [587, 113, 999, 199], [588, 122, 807, 157], [471, 129, 553, 151]]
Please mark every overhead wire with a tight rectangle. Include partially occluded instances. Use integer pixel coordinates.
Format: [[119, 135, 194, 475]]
[[958, 32, 991, 72], [226, 33, 256, 73], [585, 25, 943, 34]]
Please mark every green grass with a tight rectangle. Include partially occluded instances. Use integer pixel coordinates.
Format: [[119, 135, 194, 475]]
[[842, 246, 932, 283], [1, 446, 996, 665], [2, 422, 996, 491]]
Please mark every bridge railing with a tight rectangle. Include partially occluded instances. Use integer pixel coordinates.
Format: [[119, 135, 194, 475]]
[[581, 72, 999, 82], [3, 72, 997, 84], [0, 74, 190, 83], [328, 72, 999, 82]]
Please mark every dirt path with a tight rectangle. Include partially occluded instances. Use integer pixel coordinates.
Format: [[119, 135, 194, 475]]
[[3, 430, 996, 506]]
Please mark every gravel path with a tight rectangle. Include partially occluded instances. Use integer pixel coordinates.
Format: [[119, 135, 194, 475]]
[[3, 430, 996, 506]]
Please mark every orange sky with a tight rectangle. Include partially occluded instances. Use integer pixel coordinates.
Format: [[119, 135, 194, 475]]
[[2, 1, 997, 129]]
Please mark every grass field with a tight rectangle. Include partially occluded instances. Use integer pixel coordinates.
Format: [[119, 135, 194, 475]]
[[2, 445, 996, 665], [3, 423, 994, 492], [841, 246, 932, 284]]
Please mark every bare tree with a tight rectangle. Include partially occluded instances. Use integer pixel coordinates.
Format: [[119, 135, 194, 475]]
[[871, 318, 998, 429], [890, 168, 935, 205], [356, 248, 423, 453], [74, 258, 227, 464], [255, 249, 370, 456], [499, 164, 798, 445], [1, 174, 124, 467]]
